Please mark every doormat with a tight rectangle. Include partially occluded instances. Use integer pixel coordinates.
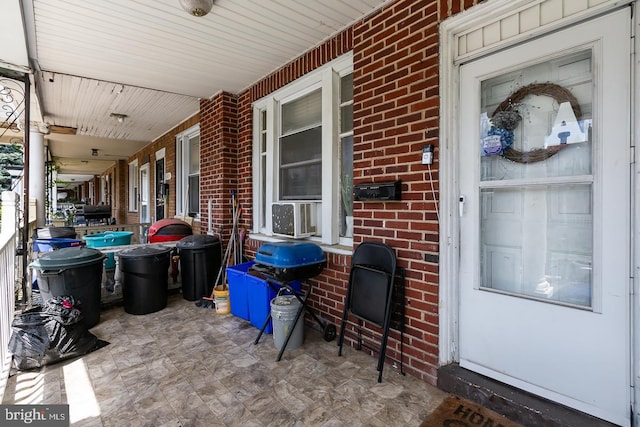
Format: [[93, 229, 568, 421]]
[[420, 395, 524, 427]]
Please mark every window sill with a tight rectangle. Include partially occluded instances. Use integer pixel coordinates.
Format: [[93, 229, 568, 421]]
[[248, 233, 353, 256]]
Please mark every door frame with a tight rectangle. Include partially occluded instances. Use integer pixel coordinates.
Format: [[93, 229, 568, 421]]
[[155, 148, 166, 221], [438, 0, 638, 422], [139, 162, 150, 223]]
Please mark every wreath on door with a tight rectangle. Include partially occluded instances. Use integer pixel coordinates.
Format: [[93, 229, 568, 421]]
[[488, 82, 582, 164]]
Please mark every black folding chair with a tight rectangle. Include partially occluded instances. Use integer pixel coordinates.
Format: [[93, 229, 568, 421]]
[[337, 241, 397, 382]]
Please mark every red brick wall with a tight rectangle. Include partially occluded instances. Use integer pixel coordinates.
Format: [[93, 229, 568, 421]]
[[199, 94, 238, 242], [124, 115, 199, 231]]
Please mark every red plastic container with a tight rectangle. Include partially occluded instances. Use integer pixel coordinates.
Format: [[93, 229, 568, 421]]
[[148, 219, 193, 243]]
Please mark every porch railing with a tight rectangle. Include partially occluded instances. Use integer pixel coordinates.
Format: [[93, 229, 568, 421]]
[[0, 191, 21, 401]]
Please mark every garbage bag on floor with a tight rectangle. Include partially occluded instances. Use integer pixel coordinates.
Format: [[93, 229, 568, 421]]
[[42, 295, 83, 325], [7, 311, 50, 370], [8, 296, 108, 371]]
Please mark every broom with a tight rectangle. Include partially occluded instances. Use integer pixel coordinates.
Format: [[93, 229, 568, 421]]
[[196, 206, 241, 308]]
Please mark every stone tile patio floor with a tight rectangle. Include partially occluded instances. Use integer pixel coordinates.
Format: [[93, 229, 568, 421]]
[[2, 292, 447, 426]]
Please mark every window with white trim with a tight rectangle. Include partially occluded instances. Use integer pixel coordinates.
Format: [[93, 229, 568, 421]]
[[128, 160, 138, 212], [252, 53, 353, 245], [176, 124, 200, 217]]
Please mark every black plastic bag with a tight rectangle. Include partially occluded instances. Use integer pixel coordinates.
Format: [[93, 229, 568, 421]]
[[8, 310, 50, 370], [46, 318, 97, 356], [43, 295, 83, 325], [8, 299, 107, 371]]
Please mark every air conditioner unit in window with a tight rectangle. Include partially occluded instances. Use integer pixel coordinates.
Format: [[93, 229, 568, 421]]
[[272, 202, 317, 239]]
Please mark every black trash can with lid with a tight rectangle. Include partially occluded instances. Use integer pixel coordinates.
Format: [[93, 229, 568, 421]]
[[29, 247, 105, 328], [118, 245, 172, 315], [176, 235, 222, 301]]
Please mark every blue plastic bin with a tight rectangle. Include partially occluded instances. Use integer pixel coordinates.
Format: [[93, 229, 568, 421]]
[[83, 231, 133, 269], [248, 276, 301, 334], [226, 261, 301, 333], [227, 261, 254, 321], [33, 238, 82, 252]]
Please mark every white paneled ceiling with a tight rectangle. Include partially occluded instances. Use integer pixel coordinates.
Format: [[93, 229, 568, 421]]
[[9, 0, 393, 177], [30, 0, 385, 97]]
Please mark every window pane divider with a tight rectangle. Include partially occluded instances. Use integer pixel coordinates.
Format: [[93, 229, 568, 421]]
[[281, 158, 322, 168], [281, 123, 322, 138], [479, 174, 593, 188]]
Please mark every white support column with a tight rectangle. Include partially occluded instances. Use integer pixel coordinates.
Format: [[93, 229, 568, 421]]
[[29, 129, 46, 227]]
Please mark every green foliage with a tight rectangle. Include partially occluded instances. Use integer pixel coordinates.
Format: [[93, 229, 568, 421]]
[[0, 144, 23, 191]]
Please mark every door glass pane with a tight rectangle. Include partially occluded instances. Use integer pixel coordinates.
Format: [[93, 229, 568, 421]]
[[480, 51, 592, 181], [188, 175, 199, 215], [155, 159, 165, 221], [480, 185, 592, 307], [478, 51, 594, 308]]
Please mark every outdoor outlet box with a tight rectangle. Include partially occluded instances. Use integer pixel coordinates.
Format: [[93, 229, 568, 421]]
[[422, 144, 434, 165]]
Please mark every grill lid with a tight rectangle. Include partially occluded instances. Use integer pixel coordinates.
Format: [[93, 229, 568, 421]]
[[255, 242, 325, 268], [148, 219, 193, 237]]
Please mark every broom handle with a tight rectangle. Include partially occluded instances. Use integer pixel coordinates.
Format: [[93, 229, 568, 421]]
[[210, 226, 233, 296], [211, 206, 241, 295]]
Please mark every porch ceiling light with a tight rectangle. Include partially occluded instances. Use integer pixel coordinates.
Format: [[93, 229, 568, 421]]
[[109, 113, 127, 123], [179, 0, 213, 17]]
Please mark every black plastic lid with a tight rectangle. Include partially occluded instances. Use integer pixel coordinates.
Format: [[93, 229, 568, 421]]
[[30, 247, 105, 270], [176, 234, 221, 249], [118, 245, 172, 259]]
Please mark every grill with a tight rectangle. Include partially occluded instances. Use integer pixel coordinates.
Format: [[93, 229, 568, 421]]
[[252, 241, 326, 282], [148, 219, 193, 243], [251, 241, 336, 360]]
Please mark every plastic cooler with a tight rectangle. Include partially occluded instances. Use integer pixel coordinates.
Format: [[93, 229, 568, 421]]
[[226, 261, 301, 334], [82, 231, 133, 269], [29, 247, 106, 328]]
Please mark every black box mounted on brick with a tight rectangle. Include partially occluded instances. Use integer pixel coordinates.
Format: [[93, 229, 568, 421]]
[[353, 180, 401, 201]]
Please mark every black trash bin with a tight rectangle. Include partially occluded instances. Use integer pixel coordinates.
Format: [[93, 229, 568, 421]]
[[29, 247, 105, 328], [176, 235, 222, 301], [118, 245, 172, 315]]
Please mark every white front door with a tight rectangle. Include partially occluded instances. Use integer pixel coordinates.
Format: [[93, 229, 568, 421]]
[[140, 163, 150, 223], [458, 10, 630, 426]]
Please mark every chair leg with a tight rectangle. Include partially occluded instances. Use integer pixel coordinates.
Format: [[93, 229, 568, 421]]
[[376, 292, 395, 382], [377, 327, 391, 382], [337, 293, 351, 356]]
